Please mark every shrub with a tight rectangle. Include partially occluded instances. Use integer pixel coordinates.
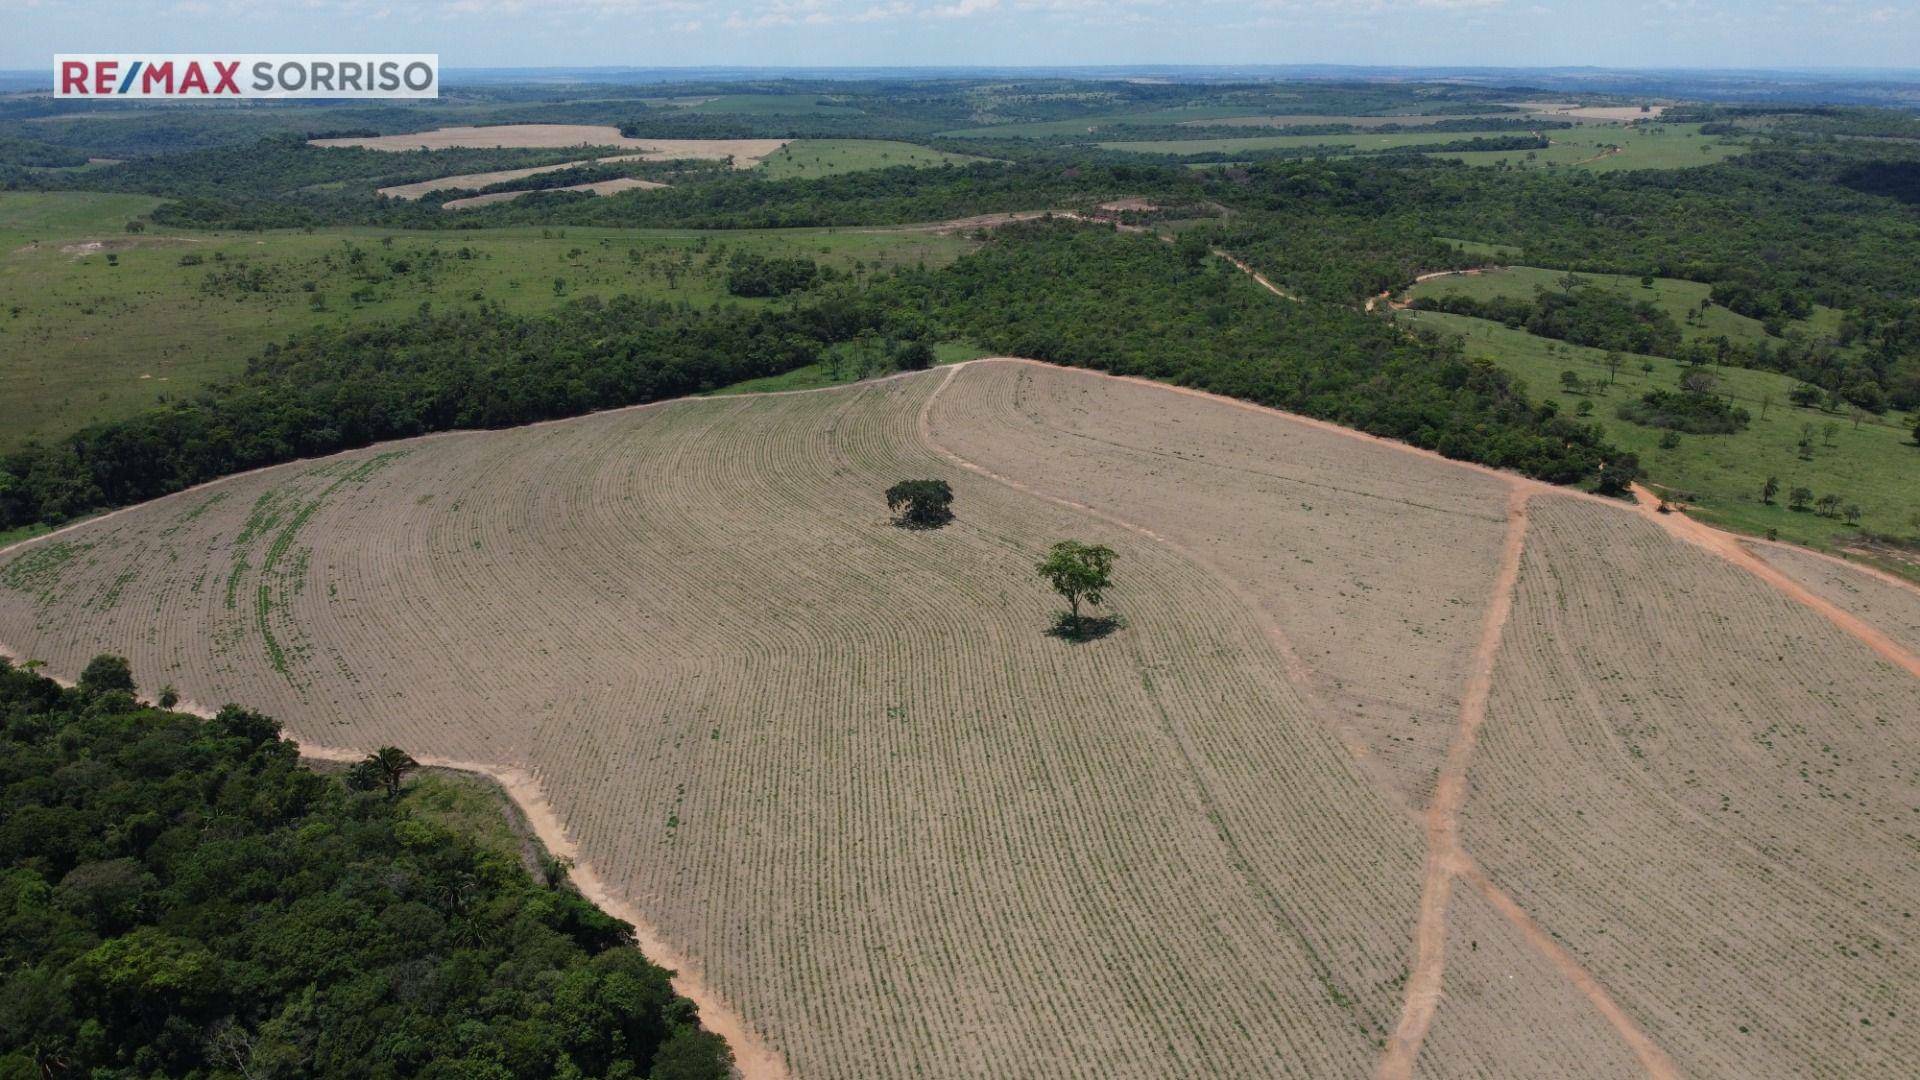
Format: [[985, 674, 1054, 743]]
[[1617, 389, 1750, 434]]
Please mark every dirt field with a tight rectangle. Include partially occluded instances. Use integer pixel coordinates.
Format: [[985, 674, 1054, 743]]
[[439, 177, 666, 210], [1749, 541, 1920, 655], [1462, 496, 1919, 1077], [312, 125, 786, 167], [1503, 101, 1668, 123], [375, 154, 656, 199], [2, 359, 1915, 1078]]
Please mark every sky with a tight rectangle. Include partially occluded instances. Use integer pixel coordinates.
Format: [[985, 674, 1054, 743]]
[[5, 0, 1919, 72]]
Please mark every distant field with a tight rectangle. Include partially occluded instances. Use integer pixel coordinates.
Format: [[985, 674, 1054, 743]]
[[1407, 265, 1847, 347], [1504, 101, 1668, 123], [1108, 122, 1743, 171], [934, 105, 1261, 138], [682, 93, 864, 116], [375, 154, 659, 199], [312, 126, 787, 167], [439, 177, 667, 209], [754, 139, 988, 180], [1099, 129, 1521, 155], [1439, 123, 1741, 170], [0, 192, 973, 449], [1401, 308, 1920, 556], [1189, 113, 1519, 129]]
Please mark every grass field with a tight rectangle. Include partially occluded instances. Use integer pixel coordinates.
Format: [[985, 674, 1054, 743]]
[[1407, 264, 1847, 347], [933, 105, 1265, 138], [1100, 128, 1526, 155], [5, 358, 1914, 1078], [1100, 122, 1742, 170], [1195, 113, 1519, 128], [0, 191, 976, 450], [682, 93, 864, 116], [1440, 123, 1742, 170], [753, 139, 987, 179], [1400, 309, 1920, 558]]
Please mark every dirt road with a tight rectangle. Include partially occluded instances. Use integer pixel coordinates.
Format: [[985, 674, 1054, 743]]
[[1632, 486, 1920, 679]]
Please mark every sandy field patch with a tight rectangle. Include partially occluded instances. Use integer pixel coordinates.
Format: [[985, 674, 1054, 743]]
[[439, 176, 667, 210], [313, 125, 786, 167], [1503, 102, 1667, 123], [375, 154, 656, 199]]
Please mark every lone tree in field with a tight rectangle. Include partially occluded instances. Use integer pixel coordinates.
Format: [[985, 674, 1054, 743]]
[[886, 480, 954, 529], [1037, 540, 1118, 639], [349, 746, 421, 799]]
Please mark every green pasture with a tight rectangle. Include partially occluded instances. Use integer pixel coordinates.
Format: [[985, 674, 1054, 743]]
[[1407, 264, 1847, 347], [755, 139, 988, 179], [1401, 309, 1920, 563], [0, 191, 975, 450]]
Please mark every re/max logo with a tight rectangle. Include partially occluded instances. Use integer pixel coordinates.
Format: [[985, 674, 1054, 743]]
[[54, 54, 438, 100]]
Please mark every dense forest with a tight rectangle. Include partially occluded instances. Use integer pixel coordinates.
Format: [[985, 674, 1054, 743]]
[[0, 656, 731, 1079]]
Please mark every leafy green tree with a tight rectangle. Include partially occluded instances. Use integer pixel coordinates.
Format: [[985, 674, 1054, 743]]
[[1036, 540, 1117, 636], [885, 479, 954, 528], [894, 339, 935, 371], [1761, 475, 1780, 505], [1594, 453, 1641, 497], [1788, 486, 1814, 511], [77, 654, 134, 695]]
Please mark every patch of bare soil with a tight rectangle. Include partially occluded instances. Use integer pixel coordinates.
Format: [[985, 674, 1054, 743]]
[[439, 176, 667, 210], [312, 125, 785, 168], [54, 236, 202, 256], [375, 154, 657, 199]]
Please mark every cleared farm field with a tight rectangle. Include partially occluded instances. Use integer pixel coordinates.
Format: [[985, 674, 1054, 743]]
[[375, 154, 658, 199], [5, 359, 1916, 1077], [0, 363, 1445, 1078], [921, 360, 1515, 809], [1462, 496, 1920, 1077], [439, 176, 667, 209], [311, 126, 786, 167], [1751, 543, 1920, 653]]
